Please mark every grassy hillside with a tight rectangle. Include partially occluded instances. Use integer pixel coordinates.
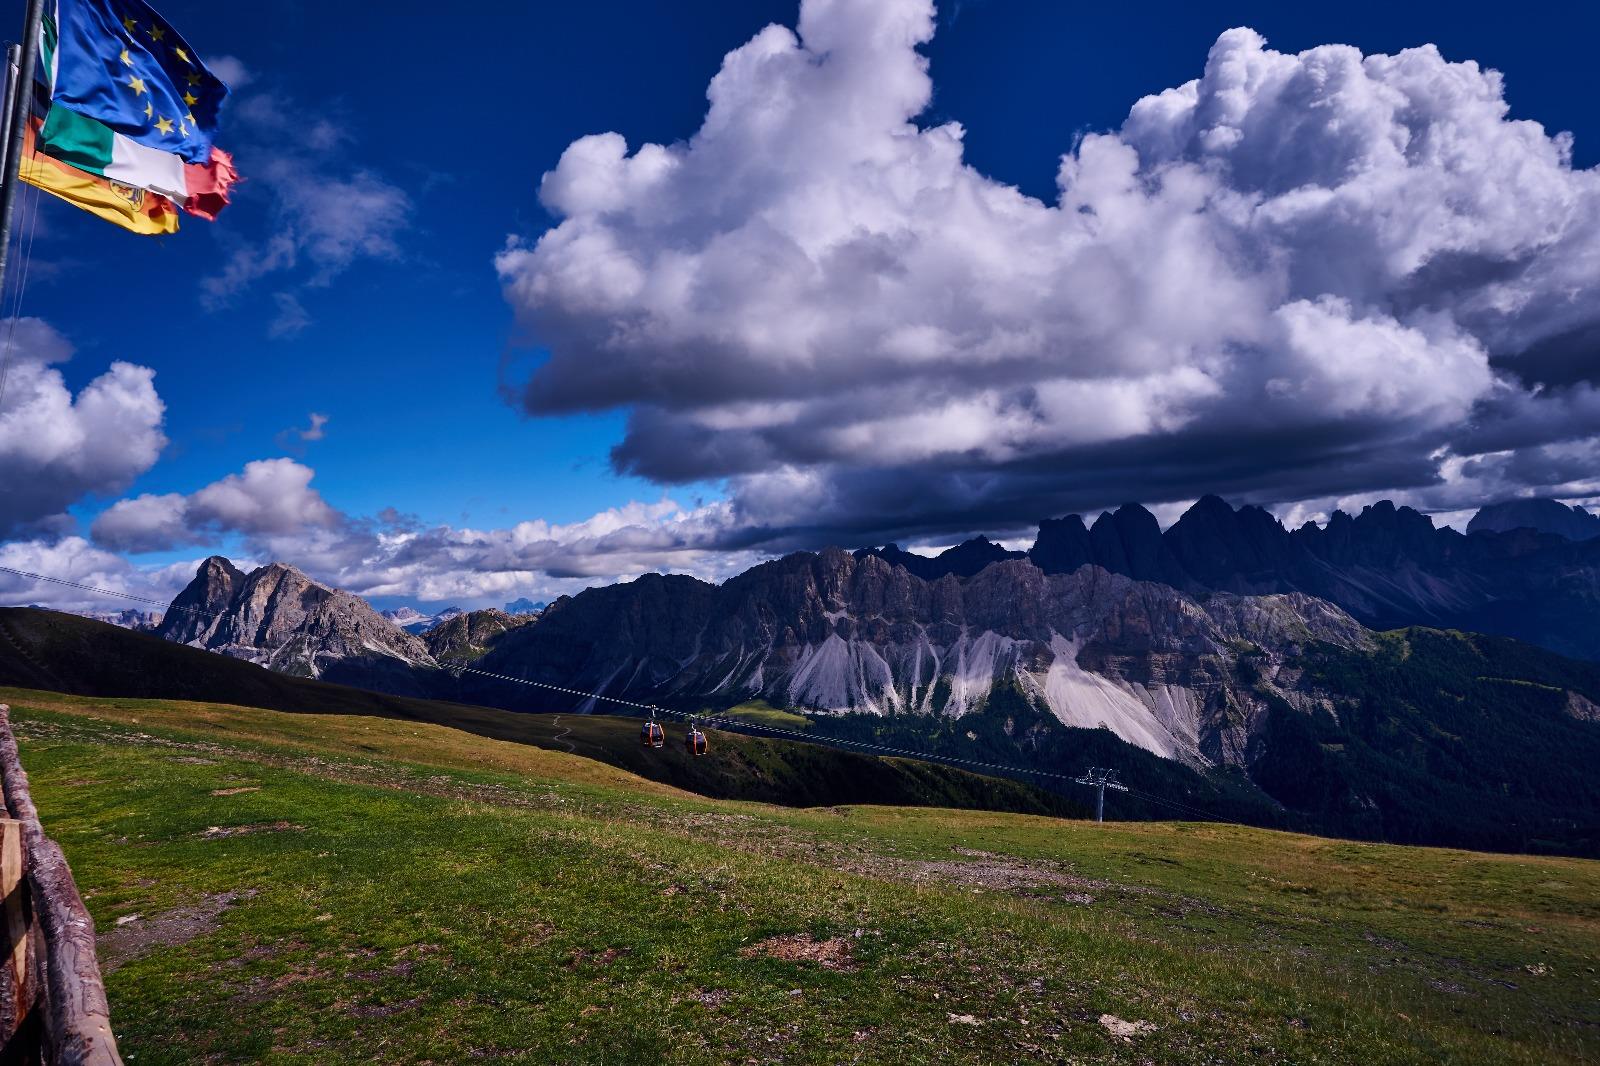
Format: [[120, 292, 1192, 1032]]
[[8, 688, 1597, 1064], [0, 609, 1074, 816]]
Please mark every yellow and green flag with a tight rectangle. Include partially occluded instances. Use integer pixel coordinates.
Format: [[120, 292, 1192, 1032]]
[[18, 118, 178, 234]]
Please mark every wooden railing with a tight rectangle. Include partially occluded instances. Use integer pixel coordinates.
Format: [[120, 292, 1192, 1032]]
[[0, 705, 122, 1066]]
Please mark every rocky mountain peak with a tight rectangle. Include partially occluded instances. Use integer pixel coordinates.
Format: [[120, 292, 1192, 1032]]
[[1469, 498, 1600, 541], [1087, 503, 1187, 586], [424, 608, 536, 663], [156, 556, 435, 691], [157, 555, 246, 644], [1029, 514, 1094, 574]]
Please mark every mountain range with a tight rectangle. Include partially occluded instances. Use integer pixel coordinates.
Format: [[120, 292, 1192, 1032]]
[[864, 495, 1600, 661], [113, 494, 1600, 852]]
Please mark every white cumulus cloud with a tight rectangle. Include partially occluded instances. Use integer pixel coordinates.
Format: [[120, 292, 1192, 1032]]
[[91, 458, 342, 553], [0, 536, 199, 614], [496, 1, 1600, 545], [84, 456, 752, 605]]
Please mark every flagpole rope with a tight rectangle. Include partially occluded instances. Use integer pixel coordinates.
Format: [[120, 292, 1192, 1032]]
[[0, 562, 1242, 822]]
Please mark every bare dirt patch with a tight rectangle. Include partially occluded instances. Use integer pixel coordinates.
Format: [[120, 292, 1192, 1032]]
[[1100, 1013, 1157, 1040], [564, 946, 632, 969], [210, 786, 261, 796], [739, 933, 856, 971], [901, 855, 1099, 894], [97, 889, 257, 972], [200, 821, 302, 839]]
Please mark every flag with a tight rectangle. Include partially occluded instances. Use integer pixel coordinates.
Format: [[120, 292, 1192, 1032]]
[[183, 145, 236, 221], [46, 0, 229, 165], [38, 95, 239, 219], [18, 119, 179, 235], [37, 92, 185, 199], [30, 3, 240, 223]]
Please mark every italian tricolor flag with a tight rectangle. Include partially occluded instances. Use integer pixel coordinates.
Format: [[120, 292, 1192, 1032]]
[[37, 103, 187, 200]]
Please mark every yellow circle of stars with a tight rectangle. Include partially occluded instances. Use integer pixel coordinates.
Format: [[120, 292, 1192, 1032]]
[[117, 17, 212, 140]]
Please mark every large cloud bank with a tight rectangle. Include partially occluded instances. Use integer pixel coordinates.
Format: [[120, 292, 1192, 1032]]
[[498, 0, 1600, 544], [0, 319, 166, 537]]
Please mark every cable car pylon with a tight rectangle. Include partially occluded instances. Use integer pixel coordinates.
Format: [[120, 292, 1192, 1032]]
[[1073, 767, 1128, 823]]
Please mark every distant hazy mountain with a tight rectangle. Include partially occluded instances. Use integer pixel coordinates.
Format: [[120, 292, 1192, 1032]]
[[380, 605, 465, 634], [380, 606, 433, 629], [1467, 498, 1600, 541], [85, 608, 162, 631], [504, 597, 548, 615], [462, 548, 1366, 767]]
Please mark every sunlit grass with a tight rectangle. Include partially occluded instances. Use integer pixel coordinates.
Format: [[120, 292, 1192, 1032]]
[[10, 689, 1598, 1064]]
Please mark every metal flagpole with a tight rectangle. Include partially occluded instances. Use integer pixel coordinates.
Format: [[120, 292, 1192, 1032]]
[[0, 46, 18, 182], [0, 0, 47, 293]]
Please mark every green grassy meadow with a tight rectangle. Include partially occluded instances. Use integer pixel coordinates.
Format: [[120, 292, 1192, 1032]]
[[708, 700, 815, 730], [8, 686, 1599, 1064]]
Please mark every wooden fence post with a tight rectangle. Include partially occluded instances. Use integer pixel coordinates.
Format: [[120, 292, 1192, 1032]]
[[0, 704, 123, 1066]]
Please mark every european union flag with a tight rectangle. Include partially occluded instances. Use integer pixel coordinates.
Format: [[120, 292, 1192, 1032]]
[[49, 0, 229, 165]]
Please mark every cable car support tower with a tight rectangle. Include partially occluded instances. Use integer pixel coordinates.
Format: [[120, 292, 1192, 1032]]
[[1074, 766, 1128, 823]]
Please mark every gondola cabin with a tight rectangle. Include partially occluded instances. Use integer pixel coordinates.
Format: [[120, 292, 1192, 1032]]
[[686, 727, 708, 756], [641, 721, 665, 748]]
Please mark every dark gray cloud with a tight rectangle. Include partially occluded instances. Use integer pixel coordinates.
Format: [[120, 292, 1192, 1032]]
[[497, 1, 1600, 546]]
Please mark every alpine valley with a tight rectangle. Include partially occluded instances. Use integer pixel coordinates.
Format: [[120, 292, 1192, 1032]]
[[27, 496, 1600, 855]]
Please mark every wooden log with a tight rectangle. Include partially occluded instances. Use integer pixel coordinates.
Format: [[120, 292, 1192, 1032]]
[[0, 818, 32, 1033], [0, 706, 122, 1066], [0, 815, 40, 1065]]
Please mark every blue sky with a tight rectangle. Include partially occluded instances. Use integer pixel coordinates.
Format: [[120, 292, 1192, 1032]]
[[4, 0, 1600, 612]]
